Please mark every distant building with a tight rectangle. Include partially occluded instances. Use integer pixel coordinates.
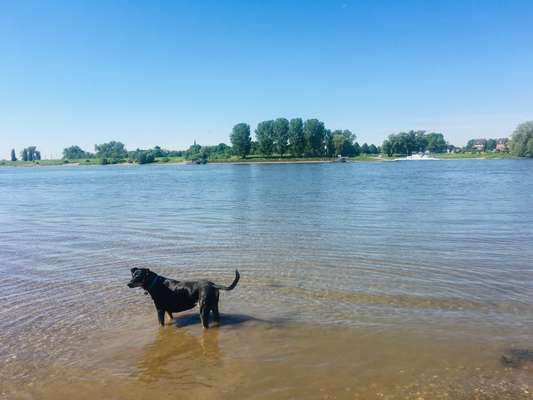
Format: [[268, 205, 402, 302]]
[[447, 144, 462, 153], [495, 138, 509, 152], [471, 139, 487, 151]]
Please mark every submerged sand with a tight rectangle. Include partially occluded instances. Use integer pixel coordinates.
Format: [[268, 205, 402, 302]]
[[2, 313, 532, 400]]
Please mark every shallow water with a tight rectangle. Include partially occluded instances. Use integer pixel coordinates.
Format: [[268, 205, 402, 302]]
[[1, 160, 533, 399]]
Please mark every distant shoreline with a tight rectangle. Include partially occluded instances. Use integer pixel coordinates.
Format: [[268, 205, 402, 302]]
[[0, 153, 520, 167]]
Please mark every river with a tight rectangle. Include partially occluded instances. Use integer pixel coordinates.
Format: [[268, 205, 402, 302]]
[[1, 160, 532, 399]]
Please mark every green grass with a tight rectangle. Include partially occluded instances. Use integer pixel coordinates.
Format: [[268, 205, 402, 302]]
[[0, 159, 71, 167], [208, 156, 336, 163], [0, 158, 117, 167], [154, 156, 185, 163], [207, 153, 385, 162], [347, 154, 383, 162], [0, 152, 519, 167], [0, 157, 189, 167]]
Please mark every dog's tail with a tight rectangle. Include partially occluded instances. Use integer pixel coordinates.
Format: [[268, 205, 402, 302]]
[[214, 270, 240, 291]]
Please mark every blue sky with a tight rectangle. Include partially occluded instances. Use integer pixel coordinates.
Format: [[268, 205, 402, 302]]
[[1, 0, 532, 159]]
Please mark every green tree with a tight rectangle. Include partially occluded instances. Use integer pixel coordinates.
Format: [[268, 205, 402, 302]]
[[184, 142, 202, 159], [383, 131, 448, 156], [426, 132, 447, 153], [353, 142, 361, 156], [95, 141, 127, 160], [414, 131, 428, 152], [486, 138, 497, 151], [273, 118, 290, 157], [528, 139, 533, 156], [510, 121, 533, 157], [288, 118, 305, 157], [382, 140, 392, 156], [187, 143, 233, 160], [465, 139, 476, 151], [10, 149, 17, 161], [27, 146, 37, 161], [255, 120, 275, 157], [361, 143, 369, 154], [394, 132, 413, 155], [127, 148, 154, 164], [20, 146, 39, 161], [341, 130, 357, 156], [303, 119, 325, 156], [250, 140, 259, 155], [368, 144, 378, 154], [63, 145, 89, 159], [152, 146, 163, 157], [212, 143, 232, 159], [136, 150, 155, 164], [324, 129, 334, 157], [333, 134, 346, 156], [329, 129, 357, 156], [230, 123, 252, 158]]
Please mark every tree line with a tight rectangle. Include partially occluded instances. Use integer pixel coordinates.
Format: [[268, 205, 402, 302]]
[[509, 121, 533, 157], [381, 131, 448, 157], [7, 120, 532, 163], [231, 118, 379, 159], [63, 141, 202, 164], [9, 147, 42, 162]]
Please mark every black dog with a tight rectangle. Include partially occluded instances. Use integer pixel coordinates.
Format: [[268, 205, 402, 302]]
[[127, 268, 240, 328]]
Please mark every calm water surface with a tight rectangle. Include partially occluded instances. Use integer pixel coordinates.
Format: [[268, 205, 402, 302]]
[[1, 160, 533, 399]]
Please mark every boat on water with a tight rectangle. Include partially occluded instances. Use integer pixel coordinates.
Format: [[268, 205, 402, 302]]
[[395, 152, 439, 161], [334, 156, 348, 163]]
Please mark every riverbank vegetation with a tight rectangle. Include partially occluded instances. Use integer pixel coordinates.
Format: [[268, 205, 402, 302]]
[[382, 131, 447, 156], [509, 121, 533, 157], [2, 120, 532, 166], [230, 118, 379, 159]]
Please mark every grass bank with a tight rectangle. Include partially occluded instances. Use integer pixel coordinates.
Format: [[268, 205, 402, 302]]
[[0, 152, 519, 167], [206, 154, 384, 163], [0, 159, 98, 167], [0, 157, 186, 167]]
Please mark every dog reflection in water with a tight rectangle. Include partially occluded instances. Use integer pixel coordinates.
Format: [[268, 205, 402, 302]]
[[135, 313, 256, 385], [137, 326, 221, 384]]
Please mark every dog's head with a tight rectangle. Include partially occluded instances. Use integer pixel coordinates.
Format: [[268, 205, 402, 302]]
[[127, 267, 152, 288]]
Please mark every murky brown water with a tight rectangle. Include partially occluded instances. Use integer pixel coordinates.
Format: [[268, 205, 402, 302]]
[[1, 161, 533, 399]]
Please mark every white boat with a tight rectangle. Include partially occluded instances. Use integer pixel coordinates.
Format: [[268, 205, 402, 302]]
[[395, 152, 439, 161], [334, 155, 347, 163]]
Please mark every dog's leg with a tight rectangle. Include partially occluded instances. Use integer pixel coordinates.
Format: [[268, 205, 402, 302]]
[[157, 309, 165, 326], [199, 302, 210, 329], [212, 291, 220, 324], [212, 302, 220, 324], [167, 311, 173, 320]]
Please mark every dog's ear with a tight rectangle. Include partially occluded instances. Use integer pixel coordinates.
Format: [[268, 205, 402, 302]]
[[131, 267, 138, 274]]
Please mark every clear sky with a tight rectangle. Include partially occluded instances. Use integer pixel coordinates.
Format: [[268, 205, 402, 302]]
[[1, 0, 532, 159]]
